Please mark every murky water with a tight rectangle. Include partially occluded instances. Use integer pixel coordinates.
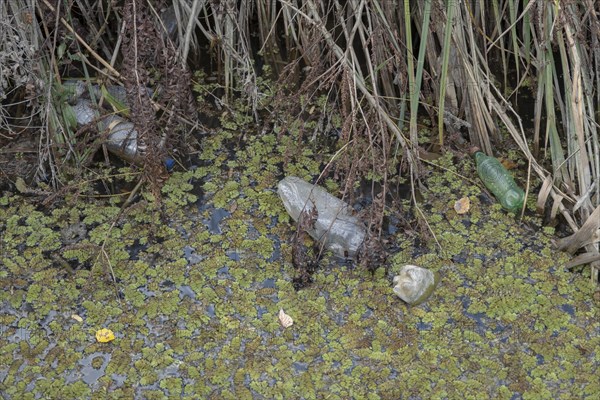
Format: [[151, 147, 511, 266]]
[[0, 140, 597, 399]]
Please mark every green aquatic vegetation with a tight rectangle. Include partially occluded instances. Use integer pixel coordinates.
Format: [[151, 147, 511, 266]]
[[63, 246, 95, 265], [161, 171, 199, 207], [80, 204, 121, 225], [240, 235, 273, 259], [222, 217, 249, 247], [212, 180, 240, 209], [159, 377, 184, 396], [1, 109, 598, 399], [34, 379, 91, 399], [254, 189, 283, 218], [197, 129, 230, 163]]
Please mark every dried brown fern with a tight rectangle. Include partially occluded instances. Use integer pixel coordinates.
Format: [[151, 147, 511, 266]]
[[120, 0, 195, 200]]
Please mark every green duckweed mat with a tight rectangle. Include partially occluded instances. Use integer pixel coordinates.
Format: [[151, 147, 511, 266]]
[[1, 128, 598, 399]]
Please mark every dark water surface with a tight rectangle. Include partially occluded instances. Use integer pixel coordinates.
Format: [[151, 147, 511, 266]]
[[0, 139, 597, 399]]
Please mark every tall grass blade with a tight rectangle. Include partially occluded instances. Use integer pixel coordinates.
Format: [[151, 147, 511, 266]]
[[437, 0, 456, 146]]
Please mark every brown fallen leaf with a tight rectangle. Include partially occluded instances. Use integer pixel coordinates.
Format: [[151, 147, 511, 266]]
[[454, 197, 470, 214], [501, 159, 518, 170]]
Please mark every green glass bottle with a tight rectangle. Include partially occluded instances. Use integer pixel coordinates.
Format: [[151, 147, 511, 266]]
[[473, 150, 525, 212]]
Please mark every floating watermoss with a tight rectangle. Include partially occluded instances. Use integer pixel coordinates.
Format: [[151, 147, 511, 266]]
[[1, 99, 597, 399]]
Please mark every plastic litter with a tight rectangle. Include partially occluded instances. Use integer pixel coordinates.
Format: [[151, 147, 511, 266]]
[[277, 176, 366, 258], [472, 149, 524, 212], [66, 81, 173, 169], [392, 264, 439, 305]]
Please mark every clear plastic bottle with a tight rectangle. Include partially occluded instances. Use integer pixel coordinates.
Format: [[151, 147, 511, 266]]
[[71, 92, 174, 170], [473, 149, 525, 212], [277, 176, 366, 258]]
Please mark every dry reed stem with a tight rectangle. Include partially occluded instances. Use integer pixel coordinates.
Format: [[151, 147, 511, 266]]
[[40, 0, 121, 80]]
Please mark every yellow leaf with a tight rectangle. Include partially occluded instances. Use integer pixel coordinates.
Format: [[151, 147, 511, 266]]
[[278, 309, 293, 328], [454, 197, 470, 214], [95, 328, 115, 343]]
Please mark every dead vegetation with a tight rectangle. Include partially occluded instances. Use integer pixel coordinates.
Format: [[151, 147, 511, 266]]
[[0, 0, 598, 283]]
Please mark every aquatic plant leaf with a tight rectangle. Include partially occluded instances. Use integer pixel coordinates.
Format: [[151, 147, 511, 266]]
[[95, 328, 115, 343], [278, 309, 293, 328]]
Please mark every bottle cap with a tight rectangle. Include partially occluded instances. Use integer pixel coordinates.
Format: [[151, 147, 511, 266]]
[[164, 158, 175, 171]]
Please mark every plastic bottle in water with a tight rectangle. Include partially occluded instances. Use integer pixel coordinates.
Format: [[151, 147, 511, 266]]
[[472, 149, 525, 212], [277, 176, 366, 258], [71, 95, 174, 170]]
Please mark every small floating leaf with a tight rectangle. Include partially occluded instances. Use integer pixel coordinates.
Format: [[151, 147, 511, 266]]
[[71, 314, 83, 323], [278, 309, 293, 328], [454, 197, 470, 214], [95, 328, 115, 343]]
